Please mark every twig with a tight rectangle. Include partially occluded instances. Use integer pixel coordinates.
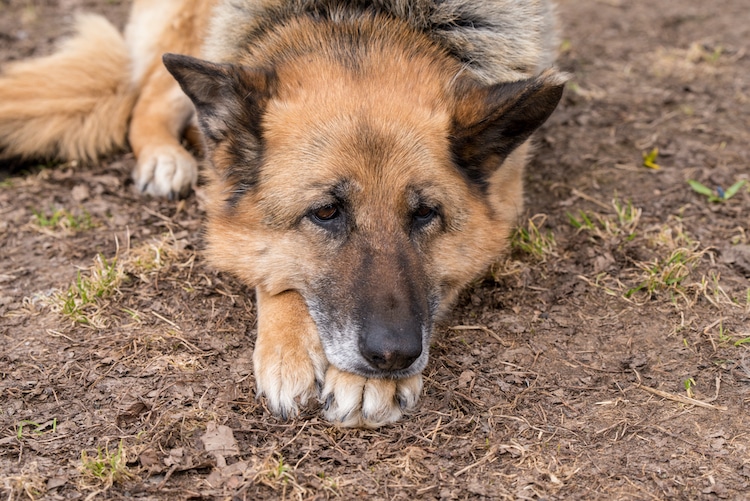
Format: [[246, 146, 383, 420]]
[[449, 325, 509, 346], [570, 188, 612, 211], [637, 384, 727, 411], [454, 446, 498, 476], [47, 329, 76, 342], [281, 423, 308, 450], [704, 376, 721, 403], [426, 416, 442, 444], [152, 311, 181, 330]]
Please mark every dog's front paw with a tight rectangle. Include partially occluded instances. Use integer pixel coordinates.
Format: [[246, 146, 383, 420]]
[[253, 332, 327, 419], [321, 367, 423, 428], [133, 144, 197, 199], [254, 289, 328, 419]]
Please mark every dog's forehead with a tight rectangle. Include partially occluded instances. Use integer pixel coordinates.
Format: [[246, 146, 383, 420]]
[[262, 79, 459, 184], [264, 49, 454, 143], [262, 109, 459, 202]]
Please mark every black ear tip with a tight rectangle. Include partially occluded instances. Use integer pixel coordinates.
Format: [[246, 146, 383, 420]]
[[162, 53, 206, 75], [162, 52, 188, 70], [162, 53, 180, 74]]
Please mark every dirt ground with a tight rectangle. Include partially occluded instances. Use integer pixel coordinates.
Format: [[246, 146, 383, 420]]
[[1, 0, 749, 499]]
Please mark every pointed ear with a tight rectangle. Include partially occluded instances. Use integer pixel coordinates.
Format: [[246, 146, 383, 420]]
[[451, 69, 567, 187], [162, 53, 276, 146]]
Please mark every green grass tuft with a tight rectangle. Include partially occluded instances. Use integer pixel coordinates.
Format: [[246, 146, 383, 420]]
[[56, 254, 125, 327], [512, 214, 557, 261], [688, 179, 747, 203], [80, 441, 134, 489], [32, 207, 94, 233]]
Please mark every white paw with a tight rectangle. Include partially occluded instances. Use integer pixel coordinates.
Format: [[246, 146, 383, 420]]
[[133, 145, 197, 199], [321, 367, 423, 428], [253, 336, 328, 420]]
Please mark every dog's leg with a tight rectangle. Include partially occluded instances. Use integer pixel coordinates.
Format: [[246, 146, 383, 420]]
[[126, 0, 208, 199], [321, 368, 423, 428], [128, 68, 197, 199], [254, 289, 328, 418]]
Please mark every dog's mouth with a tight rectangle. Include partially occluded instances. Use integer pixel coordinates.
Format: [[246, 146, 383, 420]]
[[349, 363, 421, 380]]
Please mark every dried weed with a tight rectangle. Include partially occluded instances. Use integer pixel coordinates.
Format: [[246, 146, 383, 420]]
[[1, 464, 46, 501]]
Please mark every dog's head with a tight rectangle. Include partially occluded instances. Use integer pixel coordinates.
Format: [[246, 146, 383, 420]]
[[164, 25, 564, 378]]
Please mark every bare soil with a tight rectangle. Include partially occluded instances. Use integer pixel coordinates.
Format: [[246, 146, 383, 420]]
[[1, 0, 749, 499]]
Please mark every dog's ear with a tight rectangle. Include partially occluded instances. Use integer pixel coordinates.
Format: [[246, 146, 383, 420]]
[[451, 69, 567, 187], [162, 53, 275, 147]]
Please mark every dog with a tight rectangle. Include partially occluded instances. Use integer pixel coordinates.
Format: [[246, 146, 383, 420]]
[[0, 0, 565, 427]]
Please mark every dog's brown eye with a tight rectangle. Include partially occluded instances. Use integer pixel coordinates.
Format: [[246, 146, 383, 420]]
[[414, 205, 434, 219], [412, 204, 438, 231], [313, 204, 339, 221]]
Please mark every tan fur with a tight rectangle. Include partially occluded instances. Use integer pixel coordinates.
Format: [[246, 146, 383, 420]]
[[0, 14, 135, 161], [0, 0, 565, 427], [254, 289, 328, 417]]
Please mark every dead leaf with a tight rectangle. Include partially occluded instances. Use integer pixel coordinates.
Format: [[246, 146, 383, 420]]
[[71, 184, 90, 202], [47, 476, 68, 490], [200, 422, 239, 468], [116, 401, 150, 426], [458, 370, 475, 388], [139, 448, 161, 470]]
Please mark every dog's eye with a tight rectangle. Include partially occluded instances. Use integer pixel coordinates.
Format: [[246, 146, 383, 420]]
[[312, 204, 340, 222], [413, 204, 438, 228]]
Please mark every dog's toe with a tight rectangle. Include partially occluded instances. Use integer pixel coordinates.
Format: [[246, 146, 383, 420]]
[[321, 367, 423, 428], [396, 377, 422, 411], [133, 145, 197, 199]]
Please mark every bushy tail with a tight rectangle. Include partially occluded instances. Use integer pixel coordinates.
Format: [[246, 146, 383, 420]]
[[0, 14, 137, 162]]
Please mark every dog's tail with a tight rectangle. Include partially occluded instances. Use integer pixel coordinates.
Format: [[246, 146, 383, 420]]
[[0, 14, 137, 163]]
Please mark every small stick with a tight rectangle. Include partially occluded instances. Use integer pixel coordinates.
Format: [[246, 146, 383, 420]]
[[637, 384, 727, 411], [449, 325, 508, 346]]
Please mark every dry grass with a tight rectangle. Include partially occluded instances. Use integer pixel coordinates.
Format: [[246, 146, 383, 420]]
[[52, 253, 125, 327], [1, 465, 46, 501], [43, 233, 195, 328], [567, 197, 641, 242], [571, 205, 726, 309]]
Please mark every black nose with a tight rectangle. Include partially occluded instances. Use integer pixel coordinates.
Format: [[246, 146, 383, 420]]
[[360, 322, 422, 371]]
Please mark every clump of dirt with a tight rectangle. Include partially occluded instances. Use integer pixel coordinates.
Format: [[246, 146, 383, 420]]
[[1, 0, 749, 499]]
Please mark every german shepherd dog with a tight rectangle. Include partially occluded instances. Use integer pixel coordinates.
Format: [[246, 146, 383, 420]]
[[0, 0, 565, 427]]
